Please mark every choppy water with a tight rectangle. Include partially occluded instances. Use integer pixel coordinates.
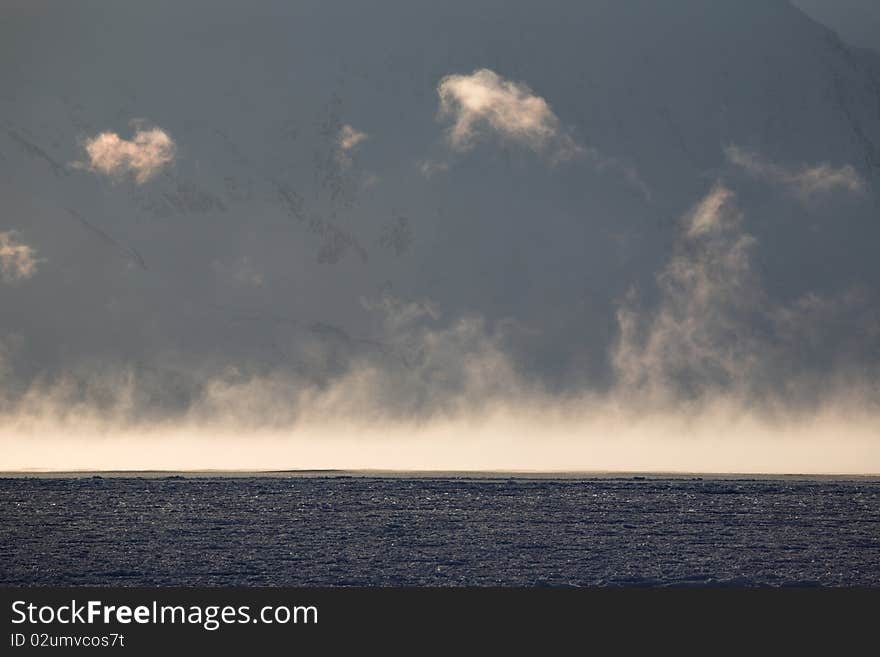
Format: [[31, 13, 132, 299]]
[[1, 475, 878, 586]]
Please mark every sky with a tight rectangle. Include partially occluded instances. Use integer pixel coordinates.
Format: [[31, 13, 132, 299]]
[[1, 0, 879, 472]]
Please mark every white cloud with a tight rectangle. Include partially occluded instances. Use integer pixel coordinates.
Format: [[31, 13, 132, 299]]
[[725, 145, 864, 200], [0, 231, 40, 283], [436, 68, 581, 160], [433, 69, 650, 197], [77, 121, 176, 183], [336, 124, 368, 169]]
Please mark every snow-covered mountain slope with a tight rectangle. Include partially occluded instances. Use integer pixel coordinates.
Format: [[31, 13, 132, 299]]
[[793, 0, 880, 51], [0, 0, 878, 415]]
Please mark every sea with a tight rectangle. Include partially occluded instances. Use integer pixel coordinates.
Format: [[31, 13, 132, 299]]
[[1, 473, 878, 586]]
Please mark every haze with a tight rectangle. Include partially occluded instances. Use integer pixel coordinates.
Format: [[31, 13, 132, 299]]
[[2, 1, 879, 473]]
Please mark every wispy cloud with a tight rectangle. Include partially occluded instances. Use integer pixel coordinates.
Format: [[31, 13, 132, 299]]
[[335, 124, 368, 169], [614, 182, 880, 402], [0, 231, 40, 283], [584, 150, 652, 201], [416, 159, 449, 179], [214, 256, 264, 288], [614, 185, 760, 398], [76, 121, 176, 183], [685, 184, 736, 237], [437, 68, 581, 161], [725, 145, 864, 200]]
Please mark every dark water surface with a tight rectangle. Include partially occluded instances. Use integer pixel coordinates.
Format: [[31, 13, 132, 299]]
[[1, 475, 878, 586]]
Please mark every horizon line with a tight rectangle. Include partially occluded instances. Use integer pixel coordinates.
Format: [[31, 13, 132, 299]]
[[2, 468, 879, 480]]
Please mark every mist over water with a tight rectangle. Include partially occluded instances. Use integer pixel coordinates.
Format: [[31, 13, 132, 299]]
[[2, 1, 880, 473], [3, 359, 879, 473], [2, 171, 878, 474], [4, 182, 880, 474]]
